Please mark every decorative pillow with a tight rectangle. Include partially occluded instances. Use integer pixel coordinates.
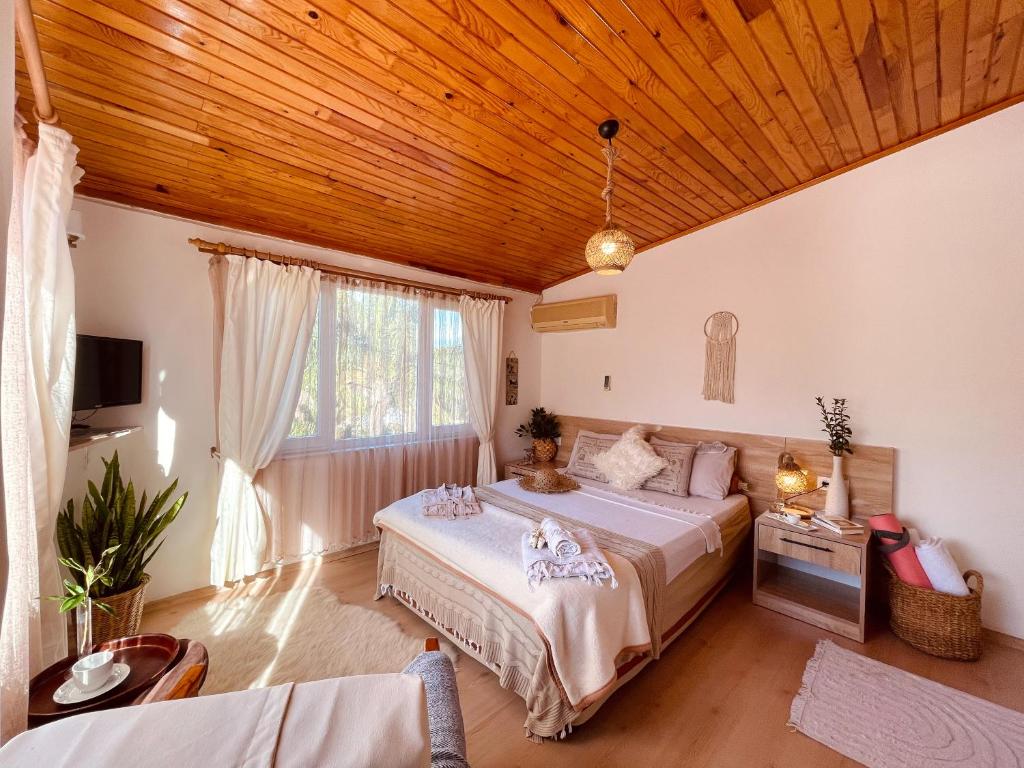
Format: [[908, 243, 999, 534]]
[[566, 429, 619, 482], [688, 441, 737, 500], [592, 426, 669, 490], [644, 437, 698, 496]]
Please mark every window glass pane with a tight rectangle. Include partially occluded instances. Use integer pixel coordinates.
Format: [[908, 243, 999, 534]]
[[432, 309, 468, 427], [287, 303, 319, 438], [335, 286, 419, 440]]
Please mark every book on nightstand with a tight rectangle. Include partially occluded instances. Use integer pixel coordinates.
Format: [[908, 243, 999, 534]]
[[812, 515, 865, 535]]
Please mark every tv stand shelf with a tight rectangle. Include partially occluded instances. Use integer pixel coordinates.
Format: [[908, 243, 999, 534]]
[[69, 426, 141, 451]]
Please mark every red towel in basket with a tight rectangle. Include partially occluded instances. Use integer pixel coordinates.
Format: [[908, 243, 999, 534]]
[[869, 513, 933, 589]]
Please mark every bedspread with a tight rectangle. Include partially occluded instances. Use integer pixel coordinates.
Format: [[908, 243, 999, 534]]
[[374, 490, 653, 713]]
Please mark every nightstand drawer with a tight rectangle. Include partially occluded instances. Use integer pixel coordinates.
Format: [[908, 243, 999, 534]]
[[758, 525, 861, 576]]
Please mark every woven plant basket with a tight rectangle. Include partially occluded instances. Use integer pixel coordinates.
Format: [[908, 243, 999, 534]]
[[91, 575, 150, 646], [532, 439, 557, 463], [884, 563, 983, 661]]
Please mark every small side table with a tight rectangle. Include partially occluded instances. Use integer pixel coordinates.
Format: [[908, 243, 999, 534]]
[[503, 459, 568, 482], [28, 633, 185, 727], [752, 512, 871, 642]]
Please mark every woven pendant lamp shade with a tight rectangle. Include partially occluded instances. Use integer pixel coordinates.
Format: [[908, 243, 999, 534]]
[[586, 119, 634, 276], [585, 225, 636, 275]]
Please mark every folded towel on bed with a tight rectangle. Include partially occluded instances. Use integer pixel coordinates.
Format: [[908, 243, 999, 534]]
[[421, 484, 482, 520], [916, 537, 970, 596], [521, 528, 617, 591], [539, 517, 581, 557]]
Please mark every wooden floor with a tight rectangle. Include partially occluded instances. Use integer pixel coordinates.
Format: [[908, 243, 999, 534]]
[[142, 548, 1024, 767]]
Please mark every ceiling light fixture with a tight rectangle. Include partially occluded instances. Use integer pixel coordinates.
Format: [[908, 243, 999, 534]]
[[585, 119, 635, 275]]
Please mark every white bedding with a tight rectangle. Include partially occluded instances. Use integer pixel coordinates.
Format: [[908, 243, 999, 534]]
[[495, 478, 743, 581], [374, 479, 738, 708]]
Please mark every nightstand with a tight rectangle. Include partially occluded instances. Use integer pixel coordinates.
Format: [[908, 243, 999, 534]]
[[752, 512, 871, 642], [503, 459, 568, 482]]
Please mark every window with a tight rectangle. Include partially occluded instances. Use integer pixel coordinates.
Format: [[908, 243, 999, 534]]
[[283, 281, 470, 453]]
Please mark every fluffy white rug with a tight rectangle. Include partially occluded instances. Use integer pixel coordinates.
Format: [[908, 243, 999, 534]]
[[171, 586, 456, 695]]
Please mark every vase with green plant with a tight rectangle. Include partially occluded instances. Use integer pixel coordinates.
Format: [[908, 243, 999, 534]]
[[55, 452, 187, 646], [50, 546, 119, 657], [816, 396, 853, 518], [515, 407, 561, 463]]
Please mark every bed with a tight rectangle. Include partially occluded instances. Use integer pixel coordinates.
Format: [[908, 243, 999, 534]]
[[374, 468, 751, 740]]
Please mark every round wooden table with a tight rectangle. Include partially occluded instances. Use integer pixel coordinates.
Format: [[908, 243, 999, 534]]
[[29, 633, 184, 728]]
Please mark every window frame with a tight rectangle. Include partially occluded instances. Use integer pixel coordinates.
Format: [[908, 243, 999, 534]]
[[279, 282, 473, 457]]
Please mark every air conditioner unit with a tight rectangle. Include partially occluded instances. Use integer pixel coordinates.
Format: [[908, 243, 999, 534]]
[[530, 294, 617, 333]]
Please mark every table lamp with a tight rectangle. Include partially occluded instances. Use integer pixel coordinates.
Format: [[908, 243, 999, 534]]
[[774, 453, 817, 517]]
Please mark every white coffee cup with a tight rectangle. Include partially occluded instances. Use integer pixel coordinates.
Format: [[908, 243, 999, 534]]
[[72, 651, 115, 692]]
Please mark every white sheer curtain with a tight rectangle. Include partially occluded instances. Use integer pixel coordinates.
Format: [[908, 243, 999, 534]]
[[257, 277, 476, 565], [209, 254, 319, 585], [0, 119, 81, 741], [459, 296, 504, 485]]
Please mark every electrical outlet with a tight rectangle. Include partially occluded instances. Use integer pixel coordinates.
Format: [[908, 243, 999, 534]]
[[603, 375, 611, 391], [817, 476, 830, 489]]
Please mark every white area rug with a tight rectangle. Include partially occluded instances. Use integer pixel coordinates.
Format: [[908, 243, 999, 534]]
[[790, 640, 1024, 767], [171, 586, 456, 695]]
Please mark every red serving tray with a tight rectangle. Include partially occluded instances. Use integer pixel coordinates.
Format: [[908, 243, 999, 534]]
[[29, 633, 183, 726]]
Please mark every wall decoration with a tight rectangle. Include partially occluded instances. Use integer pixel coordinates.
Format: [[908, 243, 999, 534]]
[[702, 311, 738, 404], [505, 352, 519, 405]]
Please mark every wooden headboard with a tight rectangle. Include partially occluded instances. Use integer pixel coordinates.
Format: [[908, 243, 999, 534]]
[[556, 415, 895, 519]]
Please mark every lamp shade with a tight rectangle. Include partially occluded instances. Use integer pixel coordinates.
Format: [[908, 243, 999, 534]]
[[585, 225, 635, 275], [775, 453, 810, 495]]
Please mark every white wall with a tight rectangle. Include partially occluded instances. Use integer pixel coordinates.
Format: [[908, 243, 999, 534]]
[[64, 198, 541, 600], [542, 103, 1024, 638]]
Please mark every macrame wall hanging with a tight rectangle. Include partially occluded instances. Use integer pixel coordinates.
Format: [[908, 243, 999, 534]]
[[505, 351, 519, 405], [702, 311, 738, 404]]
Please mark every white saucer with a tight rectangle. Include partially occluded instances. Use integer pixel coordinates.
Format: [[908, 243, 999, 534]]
[[53, 662, 131, 704]]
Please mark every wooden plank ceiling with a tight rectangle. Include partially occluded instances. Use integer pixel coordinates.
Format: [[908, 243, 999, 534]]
[[15, 0, 1024, 292]]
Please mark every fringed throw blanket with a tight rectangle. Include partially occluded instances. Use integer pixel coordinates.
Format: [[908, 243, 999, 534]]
[[376, 533, 579, 741], [374, 487, 660, 739], [475, 486, 668, 659]]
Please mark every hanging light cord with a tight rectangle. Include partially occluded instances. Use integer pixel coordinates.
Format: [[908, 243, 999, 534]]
[[600, 141, 620, 226]]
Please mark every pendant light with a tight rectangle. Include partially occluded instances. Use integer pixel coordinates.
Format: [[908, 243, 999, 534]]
[[585, 119, 635, 275]]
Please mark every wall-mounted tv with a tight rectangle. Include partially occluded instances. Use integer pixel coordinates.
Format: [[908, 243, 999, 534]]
[[73, 335, 143, 411]]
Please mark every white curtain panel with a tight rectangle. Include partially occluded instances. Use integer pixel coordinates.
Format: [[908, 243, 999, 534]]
[[256, 277, 476, 566], [209, 255, 319, 585], [0, 120, 81, 741], [458, 296, 504, 485]]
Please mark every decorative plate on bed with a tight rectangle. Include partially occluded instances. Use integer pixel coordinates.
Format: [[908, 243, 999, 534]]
[[519, 469, 579, 494]]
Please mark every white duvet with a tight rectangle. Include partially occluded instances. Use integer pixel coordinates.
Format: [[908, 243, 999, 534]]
[[374, 479, 731, 708]]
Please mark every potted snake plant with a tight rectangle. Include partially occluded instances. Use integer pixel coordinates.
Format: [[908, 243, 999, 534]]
[[515, 407, 561, 463], [55, 452, 187, 646]]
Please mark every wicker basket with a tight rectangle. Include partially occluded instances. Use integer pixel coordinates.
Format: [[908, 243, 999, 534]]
[[532, 439, 557, 463], [884, 563, 983, 661], [92, 575, 150, 645]]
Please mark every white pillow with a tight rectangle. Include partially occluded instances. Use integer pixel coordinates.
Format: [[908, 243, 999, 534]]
[[688, 441, 737, 500], [592, 426, 668, 490]]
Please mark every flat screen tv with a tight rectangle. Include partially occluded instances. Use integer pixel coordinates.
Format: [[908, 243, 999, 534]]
[[73, 335, 143, 411]]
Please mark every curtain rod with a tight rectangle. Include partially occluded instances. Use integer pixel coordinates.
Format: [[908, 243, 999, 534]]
[[15, 0, 59, 126], [189, 238, 513, 303]]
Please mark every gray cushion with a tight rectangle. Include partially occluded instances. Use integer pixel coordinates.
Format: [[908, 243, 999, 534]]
[[403, 651, 469, 768]]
